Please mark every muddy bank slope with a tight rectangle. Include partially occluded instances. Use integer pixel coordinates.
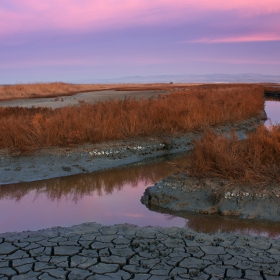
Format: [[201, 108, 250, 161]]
[[0, 114, 265, 185], [141, 172, 280, 222]]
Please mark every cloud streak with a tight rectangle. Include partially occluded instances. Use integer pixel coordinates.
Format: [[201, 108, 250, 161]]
[[1, 0, 280, 82], [1, 0, 280, 37], [188, 34, 280, 44]]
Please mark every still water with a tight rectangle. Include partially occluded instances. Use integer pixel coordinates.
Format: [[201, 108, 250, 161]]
[[265, 98, 280, 126], [0, 99, 280, 236]]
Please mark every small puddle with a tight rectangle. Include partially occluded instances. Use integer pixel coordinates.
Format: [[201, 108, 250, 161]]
[[0, 99, 280, 237]]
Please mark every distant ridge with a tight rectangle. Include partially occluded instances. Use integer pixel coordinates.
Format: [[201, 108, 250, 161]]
[[77, 73, 280, 84]]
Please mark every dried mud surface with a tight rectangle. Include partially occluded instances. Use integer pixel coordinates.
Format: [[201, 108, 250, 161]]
[[1, 222, 280, 279]]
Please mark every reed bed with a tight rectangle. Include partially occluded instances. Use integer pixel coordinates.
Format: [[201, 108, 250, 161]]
[[0, 82, 193, 101], [186, 124, 280, 185], [0, 82, 102, 101], [0, 85, 264, 153]]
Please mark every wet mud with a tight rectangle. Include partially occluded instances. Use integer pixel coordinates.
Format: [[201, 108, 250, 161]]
[[141, 173, 280, 222]]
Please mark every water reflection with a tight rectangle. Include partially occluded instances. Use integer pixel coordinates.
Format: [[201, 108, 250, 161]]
[[265, 98, 280, 126], [187, 214, 280, 239], [148, 206, 280, 239], [1, 153, 280, 238], [0, 156, 188, 233], [1, 99, 280, 236], [0, 156, 182, 202]]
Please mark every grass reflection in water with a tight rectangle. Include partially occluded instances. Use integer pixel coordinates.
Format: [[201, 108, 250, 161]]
[[1, 153, 280, 238], [0, 156, 179, 202]]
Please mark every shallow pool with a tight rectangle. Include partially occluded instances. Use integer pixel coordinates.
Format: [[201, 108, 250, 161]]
[[265, 98, 280, 125], [1, 155, 280, 239]]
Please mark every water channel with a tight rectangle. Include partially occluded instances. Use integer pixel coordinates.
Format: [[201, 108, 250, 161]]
[[0, 99, 279, 237]]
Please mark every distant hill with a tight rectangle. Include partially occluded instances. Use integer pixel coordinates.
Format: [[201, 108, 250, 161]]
[[77, 73, 280, 84]]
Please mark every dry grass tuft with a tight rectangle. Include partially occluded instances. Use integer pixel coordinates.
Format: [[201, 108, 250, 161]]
[[0, 85, 264, 153], [186, 125, 280, 185]]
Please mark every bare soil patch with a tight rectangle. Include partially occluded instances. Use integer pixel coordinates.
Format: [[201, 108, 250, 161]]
[[0, 89, 170, 108]]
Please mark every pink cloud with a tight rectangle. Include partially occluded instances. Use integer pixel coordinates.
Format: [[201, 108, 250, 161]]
[[188, 34, 280, 44], [2, 50, 279, 71], [1, 0, 280, 37], [200, 0, 280, 15], [0, 54, 180, 69], [185, 56, 280, 66]]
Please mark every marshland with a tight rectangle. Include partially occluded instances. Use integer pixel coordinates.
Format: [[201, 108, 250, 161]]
[[0, 83, 280, 237], [0, 84, 263, 152]]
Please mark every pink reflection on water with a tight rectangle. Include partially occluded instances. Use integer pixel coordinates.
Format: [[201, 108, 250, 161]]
[[0, 162, 187, 233], [1, 101, 280, 238], [265, 100, 280, 126], [1, 162, 280, 239]]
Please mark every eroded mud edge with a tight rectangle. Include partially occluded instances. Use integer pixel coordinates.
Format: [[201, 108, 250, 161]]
[[141, 171, 280, 222], [0, 113, 265, 185]]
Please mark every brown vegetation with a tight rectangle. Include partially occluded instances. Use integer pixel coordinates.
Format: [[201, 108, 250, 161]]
[[0, 82, 98, 101], [186, 124, 280, 185], [0, 85, 264, 153], [0, 82, 196, 101], [263, 85, 280, 95]]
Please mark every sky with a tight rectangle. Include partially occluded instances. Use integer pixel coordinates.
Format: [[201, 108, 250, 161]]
[[1, 0, 280, 84]]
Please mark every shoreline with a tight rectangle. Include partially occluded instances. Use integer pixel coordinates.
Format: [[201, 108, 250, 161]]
[[0, 114, 264, 185], [0, 89, 170, 109], [141, 173, 280, 222]]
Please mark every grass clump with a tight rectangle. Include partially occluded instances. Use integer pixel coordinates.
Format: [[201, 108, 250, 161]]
[[186, 125, 280, 185]]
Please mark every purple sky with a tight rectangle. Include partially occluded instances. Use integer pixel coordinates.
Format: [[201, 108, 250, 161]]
[[1, 0, 280, 84]]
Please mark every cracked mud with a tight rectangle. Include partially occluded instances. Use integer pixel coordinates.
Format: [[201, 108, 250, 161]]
[[0, 222, 280, 279]]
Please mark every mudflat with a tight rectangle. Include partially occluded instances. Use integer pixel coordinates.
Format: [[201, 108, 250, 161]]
[[0, 222, 280, 279], [0, 89, 169, 109]]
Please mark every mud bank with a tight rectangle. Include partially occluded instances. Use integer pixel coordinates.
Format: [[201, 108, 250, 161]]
[[0, 114, 265, 185], [141, 172, 280, 222], [0, 89, 169, 109]]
